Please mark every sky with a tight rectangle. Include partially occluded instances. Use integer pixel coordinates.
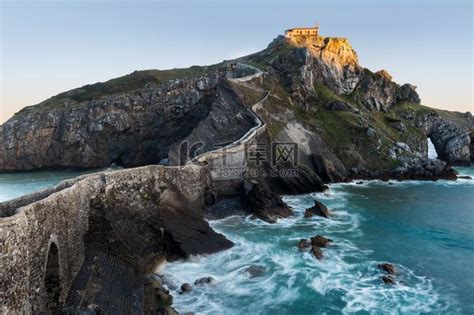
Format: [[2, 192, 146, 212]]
[[0, 0, 472, 123]]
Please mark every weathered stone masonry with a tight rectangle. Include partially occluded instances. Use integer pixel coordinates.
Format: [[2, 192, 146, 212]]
[[0, 165, 212, 314]]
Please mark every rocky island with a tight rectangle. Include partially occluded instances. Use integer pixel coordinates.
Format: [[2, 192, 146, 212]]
[[1, 24, 473, 314]]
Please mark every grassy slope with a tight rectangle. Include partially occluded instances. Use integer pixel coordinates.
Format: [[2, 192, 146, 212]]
[[18, 65, 216, 114]]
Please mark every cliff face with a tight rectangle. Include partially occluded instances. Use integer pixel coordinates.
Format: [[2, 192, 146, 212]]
[[0, 34, 472, 175], [0, 65, 257, 170], [263, 36, 420, 112]]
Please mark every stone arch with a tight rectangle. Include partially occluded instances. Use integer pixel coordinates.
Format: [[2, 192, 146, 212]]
[[44, 242, 61, 313]]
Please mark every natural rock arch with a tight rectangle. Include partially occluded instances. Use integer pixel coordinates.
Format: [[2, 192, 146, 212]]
[[45, 242, 61, 313]]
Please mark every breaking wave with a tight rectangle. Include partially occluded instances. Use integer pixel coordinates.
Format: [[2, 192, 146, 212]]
[[160, 177, 470, 314]]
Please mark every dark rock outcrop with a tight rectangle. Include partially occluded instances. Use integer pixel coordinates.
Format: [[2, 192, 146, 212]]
[[389, 158, 457, 181], [381, 275, 396, 285], [311, 245, 323, 260], [310, 235, 332, 248], [378, 263, 396, 275], [245, 180, 293, 223], [194, 277, 215, 286], [180, 283, 192, 293], [304, 201, 332, 218], [144, 276, 178, 315]]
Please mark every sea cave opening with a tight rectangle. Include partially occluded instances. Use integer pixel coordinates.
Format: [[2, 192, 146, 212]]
[[45, 242, 61, 313]]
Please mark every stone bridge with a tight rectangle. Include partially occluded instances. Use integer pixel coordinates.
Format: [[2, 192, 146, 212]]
[[0, 70, 268, 314]]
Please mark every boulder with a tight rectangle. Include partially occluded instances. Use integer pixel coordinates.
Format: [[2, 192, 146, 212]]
[[194, 277, 215, 286], [310, 235, 332, 248], [180, 283, 192, 293], [245, 180, 293, 223], [304, 200, 332, 218], [311, 245, 323, 260], [381, 275, 396, 285], [378, 263, 396, 275]]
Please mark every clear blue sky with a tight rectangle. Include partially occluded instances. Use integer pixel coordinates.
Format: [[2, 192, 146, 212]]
[[1, 0, 472, 122]]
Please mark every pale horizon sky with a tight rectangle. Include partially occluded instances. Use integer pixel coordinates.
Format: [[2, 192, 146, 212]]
[[1, 0, 473, 123]]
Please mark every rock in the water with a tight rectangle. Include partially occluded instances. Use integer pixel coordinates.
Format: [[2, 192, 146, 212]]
[[389, 157, 457, 181], [378, 263, 396, 275], [298, 239, 311, 250], [194, 277, 215, 286], [145, 276, 177, 314], [311, 245, 323, 260], [310, 235, 332, 248], [304, 200, 332, 218], [244, 265, 266, 278], [245, 180, 293, 223], [381, 275, 396, 285], [180, 283, 192, 293], [458, 175, 472, 179]]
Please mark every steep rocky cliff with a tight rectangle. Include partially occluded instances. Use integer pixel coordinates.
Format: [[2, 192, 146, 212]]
[[0, 65, 257, 170], [1, 34, 472, 180]]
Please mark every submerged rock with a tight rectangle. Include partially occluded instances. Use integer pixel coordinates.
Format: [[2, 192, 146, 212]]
[[244, 265, 266, 278], [310, 235, 332, 248], [304, 200, 332, 218], [381, 275, 396, 285], [298, 239, 311, 251]]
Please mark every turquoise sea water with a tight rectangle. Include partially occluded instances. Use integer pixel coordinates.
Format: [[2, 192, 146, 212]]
[[1, 167, 473, 314], [161, 167, 474, 315], [0, 169, 98, 202]]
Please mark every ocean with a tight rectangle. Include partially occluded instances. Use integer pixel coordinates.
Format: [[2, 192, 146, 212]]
[[160, 167, 474, 315], [1, 167, 473, 314]]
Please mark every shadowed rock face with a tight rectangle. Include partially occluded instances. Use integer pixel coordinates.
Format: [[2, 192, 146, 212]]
[[0, 66, 257, 171]]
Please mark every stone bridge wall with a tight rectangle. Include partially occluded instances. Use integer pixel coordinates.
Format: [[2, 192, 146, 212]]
[[0, 165, 209, 314], [0, 68, 267, 313]]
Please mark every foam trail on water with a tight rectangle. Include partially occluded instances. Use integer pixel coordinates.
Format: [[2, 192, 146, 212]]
[[161, 181, 466, 314]]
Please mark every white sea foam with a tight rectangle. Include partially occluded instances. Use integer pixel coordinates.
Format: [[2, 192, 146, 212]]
[[161, 185, 465, 314]]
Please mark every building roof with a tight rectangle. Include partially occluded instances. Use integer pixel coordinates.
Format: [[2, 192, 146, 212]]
[[285, 27, 318, 31]]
